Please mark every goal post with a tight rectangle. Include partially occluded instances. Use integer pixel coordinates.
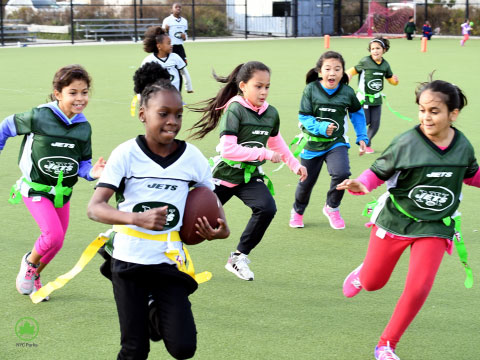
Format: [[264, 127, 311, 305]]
[[350, 0, 416, 38]]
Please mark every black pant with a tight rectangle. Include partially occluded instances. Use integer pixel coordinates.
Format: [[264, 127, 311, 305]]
[[215, 177, 277, 255], [112, 259, 197, 360], [406, 33, 413, 40], [293, 146, 351, 214], [172, 44, 187, 63], [364, 105, 382, 147]]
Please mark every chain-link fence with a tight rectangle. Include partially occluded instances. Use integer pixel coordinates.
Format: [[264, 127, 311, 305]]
[[337, 0, 478, 36], [1, 0, 477, 46]]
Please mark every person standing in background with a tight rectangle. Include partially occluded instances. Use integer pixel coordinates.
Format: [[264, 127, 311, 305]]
[[404, 16, 416, 40], [162, 3, 189, 64]]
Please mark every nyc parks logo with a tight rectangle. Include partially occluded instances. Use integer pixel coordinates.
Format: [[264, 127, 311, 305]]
[[15, 317, 39, 342]]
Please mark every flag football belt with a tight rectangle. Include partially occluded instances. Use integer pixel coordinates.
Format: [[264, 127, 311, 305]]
[[9, 171, 72, 208], [112, 225, 212, 284], [29, 227, 212, 304], [362, 195, 473, 288], [130, 94, 138, 117], [209, 157, 275, 196], [357, 90, 413, 122], [289, 132, 335, 158]]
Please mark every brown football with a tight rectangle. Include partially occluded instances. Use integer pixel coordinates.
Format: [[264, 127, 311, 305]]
[[180, 187, 220, 245]]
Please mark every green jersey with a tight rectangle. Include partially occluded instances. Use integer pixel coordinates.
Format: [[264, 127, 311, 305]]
[[14, 104, 92, 203], [354, 56, 394, 106], [213, 101, 280, 184], [298, 81, 362, 152], [370, 126, 478, 239]]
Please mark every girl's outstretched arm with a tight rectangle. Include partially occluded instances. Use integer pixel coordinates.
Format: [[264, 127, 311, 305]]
[[0, 115, 17, 151], [267, 132, 308, 181], [337, 169, 384, 194]]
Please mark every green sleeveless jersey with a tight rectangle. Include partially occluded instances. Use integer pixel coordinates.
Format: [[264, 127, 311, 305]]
[[370, 126, 478, 239], [213, 101, 280, 184], [14, 106, 92, 202], [354, 56, 393, 106], [299, 81, 362, 152]]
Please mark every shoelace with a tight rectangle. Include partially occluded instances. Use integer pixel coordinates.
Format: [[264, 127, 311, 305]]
[[377, 342, 399, 360], [25, 267, 37, 280], [351, 277, 362, 289]]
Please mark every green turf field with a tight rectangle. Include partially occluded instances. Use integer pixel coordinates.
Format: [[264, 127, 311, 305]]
[[1, 37, 479, 359]]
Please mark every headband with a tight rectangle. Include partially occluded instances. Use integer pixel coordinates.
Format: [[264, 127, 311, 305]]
[[369, 39, 385, 48]]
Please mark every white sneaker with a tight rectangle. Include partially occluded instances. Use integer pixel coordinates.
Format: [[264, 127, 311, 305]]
[[16, 252, 38, 295], [225, 252, 254, 281]]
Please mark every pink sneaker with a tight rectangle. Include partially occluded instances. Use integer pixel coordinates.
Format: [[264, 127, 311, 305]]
[[322, 205, 345, 230], [289, 209, 304, 228], [343, 263, 363, 298], [365, 146, 374, 154], [16, 252, 38, 295], [375, 342, 400, 360], [30, 274, 50, 302]]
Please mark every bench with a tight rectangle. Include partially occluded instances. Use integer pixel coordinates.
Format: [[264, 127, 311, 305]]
[[0, 25, 37, 43], [74, 18, 159, 41]]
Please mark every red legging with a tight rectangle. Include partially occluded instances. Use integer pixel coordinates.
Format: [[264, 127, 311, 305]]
[[359, 225, 448, 349]]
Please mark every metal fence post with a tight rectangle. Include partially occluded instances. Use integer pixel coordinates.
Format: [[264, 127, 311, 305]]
[[192, 0, 196, 41], [70, 0, 74, 44], [466, 0, 469, 19], [293, 0, 298, 38], [134, 0, 138, 42], [337, 0, 342, 35], [1, 1, 4, 46], [245, 0, 248, 39]]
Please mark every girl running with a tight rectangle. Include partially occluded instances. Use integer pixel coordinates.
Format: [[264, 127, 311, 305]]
[[347, 37, 399, 154], [142, 25, 193, 93], [188, 61, 307, 281], [0, 64, 105, 300], [289, 51, 368, 230], [87, 63, 229, 359], [338, 79, 480, 360]]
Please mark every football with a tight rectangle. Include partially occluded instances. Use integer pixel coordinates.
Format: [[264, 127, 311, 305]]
[[180, 186, 221, 245]]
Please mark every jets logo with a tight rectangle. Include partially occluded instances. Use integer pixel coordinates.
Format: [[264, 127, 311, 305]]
[[426, 172, 453, 178], [367, 79, 383, 92], [38, 156, 78, 178], [316, 117, 340, 134], [252, 130, 269, 136], [408, 185, 454, 212], [239, 141, 264, 165], [133, 202, 180, 230], [174, 31, 183, 39], [51, 142, 75, 148]]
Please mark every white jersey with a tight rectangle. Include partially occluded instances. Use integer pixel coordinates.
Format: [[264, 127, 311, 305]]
[[97, 136, 214, 265], [162, 14, 188, 45], [141, 53, 186, 92]]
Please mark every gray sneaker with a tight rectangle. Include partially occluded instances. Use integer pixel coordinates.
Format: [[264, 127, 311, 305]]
[[225, 252, 254, 281]]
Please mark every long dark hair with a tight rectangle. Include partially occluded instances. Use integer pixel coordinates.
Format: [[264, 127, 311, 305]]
[[305, 51, 349, 85], [50, 64, 91, 101], [133, 62, 179, 107], [415, 75, 467, 112], [187, 61, 271, 139]]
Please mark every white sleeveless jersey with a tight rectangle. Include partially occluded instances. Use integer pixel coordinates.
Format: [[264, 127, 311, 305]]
[[97, 136, 214, 265], [141, 53, 186, 92], [162, 15, 188, 45]]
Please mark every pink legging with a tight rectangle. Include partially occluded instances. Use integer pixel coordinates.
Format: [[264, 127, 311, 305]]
[[23, 196, 70, 264], [360, 225, 447, 349]]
